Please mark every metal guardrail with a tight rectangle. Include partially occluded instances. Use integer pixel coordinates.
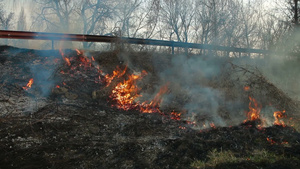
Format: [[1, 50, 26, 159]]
[[0, 30, 269, 55]]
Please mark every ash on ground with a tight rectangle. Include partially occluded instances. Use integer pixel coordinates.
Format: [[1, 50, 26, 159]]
[[0, 46, 300, 169]]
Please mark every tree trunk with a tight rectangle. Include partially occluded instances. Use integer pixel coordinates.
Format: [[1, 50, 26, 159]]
[[294, 0, 299, 26]]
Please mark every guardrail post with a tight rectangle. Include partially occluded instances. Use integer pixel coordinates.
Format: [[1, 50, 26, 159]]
[[51, 40, 54, 50], [171, 41, 175, 55]]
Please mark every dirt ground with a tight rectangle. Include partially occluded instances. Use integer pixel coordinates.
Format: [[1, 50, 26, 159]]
[[0, 45, 299, 169]]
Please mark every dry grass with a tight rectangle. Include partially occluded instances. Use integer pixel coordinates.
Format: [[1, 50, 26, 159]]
[[191, 148, 297, 169], [191, 149, 238, 169]]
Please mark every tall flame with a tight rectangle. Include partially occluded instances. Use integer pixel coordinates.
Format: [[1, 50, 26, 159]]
[[59, 49, 71, 66], [273, 110, 286, 126], [105, 66, 127, 87], [75, 49, 81, 55], [23, 78, 34, 90], [245, 96, 261, 121], [139, 83, 169, 114], [106, 66, 169, 114], [110, 71, 146, 110]]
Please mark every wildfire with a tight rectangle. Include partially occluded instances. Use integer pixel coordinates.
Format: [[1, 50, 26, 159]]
[[266, 137, 276, 145], [105, 66, 169, 115], [245, 96, 261, 121], [59, 49, 71, 66], [59, 48, 95, 68], [139, 83, 169, 114], [242, 87, 290, 127], [75, 49, 81, 55], [267, 137, 288, 145], [171, 111, 182, 120], [273, 110, 286, 126], [110, 71, 147, 110], [210, 123, 216, 129], [75, 49, 93, 68], [105, 66, 127, 87], [79, 55, 92, 68], [64, 57, 71, 66], [244, 86, 250, 91], [23, 78, 34, 90]]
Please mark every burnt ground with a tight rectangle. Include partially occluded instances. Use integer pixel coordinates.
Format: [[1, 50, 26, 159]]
[[0, 45, 300, 169]]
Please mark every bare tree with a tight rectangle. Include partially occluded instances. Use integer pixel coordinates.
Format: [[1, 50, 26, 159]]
[[272, 0, 300, 29], [258, 16, 289, 50], [193, 1, 211, 54], [15, 0, 287, 53], [287, 0, 300, 26], [33, 0, 76, 32], [0, 10, 14, 45], [270, 0, 300, 53], [128, 0, 160, 39], [0, 0, 13, 45], [15, 7, 28, 48], [160, 0, 180, 41], [155, 0, 196, 53], [237, 0, 262, 49], [77, 0, 113, 48], [192, 0, 240, 54], [0, 12, 14, 30], [111, 0, 142, 37], [17, 7, 27, 31]]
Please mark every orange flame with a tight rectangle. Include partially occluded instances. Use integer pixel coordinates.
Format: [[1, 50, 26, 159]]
[[78, 55, 92, 67], [59, 49, 71, 66], [75, 49, 94, 68], [110, 70, 147, 110], [273, 110, 286, 126], [149, 84, 168, 107], [179, 126, 186, 130], [106, 66, 169, 114], [245, 96, 261, 121], [64, 57, 71, 66], [139, 84, 169, 114], [244, 86, 250, 91], [267, 137, 276, 145], [23, 78, 34, 90], [105, 66, 127, 87], [171, 111, 182, 120], [210, 123, 216, 129], [75, 49, 81, 55], [267, 137, 288, 145]]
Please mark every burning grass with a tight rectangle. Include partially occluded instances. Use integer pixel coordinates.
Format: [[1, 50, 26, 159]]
[[0, 45, 300, 168]]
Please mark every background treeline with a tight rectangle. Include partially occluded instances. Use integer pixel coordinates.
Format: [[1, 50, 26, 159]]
[[0, 0, 299, 52]]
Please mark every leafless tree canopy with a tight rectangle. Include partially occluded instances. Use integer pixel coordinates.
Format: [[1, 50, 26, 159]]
[[0, 0, 298, 51]]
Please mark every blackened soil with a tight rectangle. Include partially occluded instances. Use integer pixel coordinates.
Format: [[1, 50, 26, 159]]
[[0, 46, 300, 169]]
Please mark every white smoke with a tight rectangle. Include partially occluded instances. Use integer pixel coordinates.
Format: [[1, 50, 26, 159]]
[[158, 54, 227, 127]]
